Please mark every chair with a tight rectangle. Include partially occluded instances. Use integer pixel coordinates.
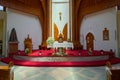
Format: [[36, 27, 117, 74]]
[[0, 61, 14, 80], [106, 61, 112, 69], [24, 35, 32, 54]]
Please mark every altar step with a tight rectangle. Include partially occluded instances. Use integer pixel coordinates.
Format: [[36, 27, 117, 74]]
[[13, 55, 109, 62], [1, 50, 118, 67], [9, 49, 114, 62], [1, 57, 120, 67]]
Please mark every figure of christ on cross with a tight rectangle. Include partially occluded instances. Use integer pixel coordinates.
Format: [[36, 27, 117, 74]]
[[59, 12, 62, 21]]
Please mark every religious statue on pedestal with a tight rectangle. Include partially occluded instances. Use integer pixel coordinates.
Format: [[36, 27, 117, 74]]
[[8, 28, 19, 53], [9, 28, 18, 42]]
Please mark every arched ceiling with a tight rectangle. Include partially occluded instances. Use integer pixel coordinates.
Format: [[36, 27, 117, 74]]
[[0, 0, 45, 27], [0, 0, 119, 28], [0, 0, 120, 46], [77, 0, 119, 32]]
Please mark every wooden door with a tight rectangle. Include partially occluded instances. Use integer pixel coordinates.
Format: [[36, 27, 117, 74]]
[[86, 32, 94, 50]]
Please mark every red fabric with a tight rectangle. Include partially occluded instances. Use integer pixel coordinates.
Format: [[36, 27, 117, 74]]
[[4, 50, 118, 67], [9, 50, 114, 57]]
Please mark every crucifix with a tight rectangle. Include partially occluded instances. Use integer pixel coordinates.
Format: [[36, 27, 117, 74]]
[[59, 12, 62, 21]]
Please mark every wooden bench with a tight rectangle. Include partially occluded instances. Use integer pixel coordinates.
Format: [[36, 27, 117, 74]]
[[0, 61, 14, 80]]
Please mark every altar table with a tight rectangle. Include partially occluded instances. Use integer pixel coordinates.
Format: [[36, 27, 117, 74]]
[[51, 41, 74, 49]]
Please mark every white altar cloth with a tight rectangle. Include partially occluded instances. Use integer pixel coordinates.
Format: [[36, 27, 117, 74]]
[[52, 41, 74, 49]]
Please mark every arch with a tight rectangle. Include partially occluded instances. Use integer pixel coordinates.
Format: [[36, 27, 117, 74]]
[[86, 32, 94, 50]]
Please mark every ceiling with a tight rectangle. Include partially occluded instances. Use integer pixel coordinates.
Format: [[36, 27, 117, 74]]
[[0, 0, 119, 45]]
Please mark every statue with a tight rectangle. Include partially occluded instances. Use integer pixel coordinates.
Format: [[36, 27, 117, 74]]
[[9, 28, 18, 42], [24, 34, 32, 54]]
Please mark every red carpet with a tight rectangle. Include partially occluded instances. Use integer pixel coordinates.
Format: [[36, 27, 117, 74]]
[[10, 50, 114, 57], [1, 50, 120, 67], [1, 57, 120, 67]]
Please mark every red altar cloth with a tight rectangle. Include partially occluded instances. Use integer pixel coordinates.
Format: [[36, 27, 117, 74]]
[[9, 49, 114, 58]]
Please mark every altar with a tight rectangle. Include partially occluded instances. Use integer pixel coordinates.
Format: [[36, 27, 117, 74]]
[[54, 41, 73, 49], [47, 41, 74, 49]]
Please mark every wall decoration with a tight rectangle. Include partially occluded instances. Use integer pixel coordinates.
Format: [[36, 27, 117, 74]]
[[54, 23, 68, 41], [103, 28, 109, 40]]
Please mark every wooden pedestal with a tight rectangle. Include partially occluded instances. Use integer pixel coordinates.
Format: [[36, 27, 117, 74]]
[[9, 42, 18, 53]]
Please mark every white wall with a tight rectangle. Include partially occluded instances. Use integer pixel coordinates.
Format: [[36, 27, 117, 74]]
[[7, 8, 42, 51], [80, 7, 118, 56]]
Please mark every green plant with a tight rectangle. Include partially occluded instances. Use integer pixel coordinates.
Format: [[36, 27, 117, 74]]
[[46, 37, 54, 46]]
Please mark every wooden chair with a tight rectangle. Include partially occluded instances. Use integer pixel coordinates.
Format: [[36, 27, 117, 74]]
[[106, 61, 120, 80], [106, 61, 112, 69], [0, 61, 14, 80], [24, 35, 32, 54]]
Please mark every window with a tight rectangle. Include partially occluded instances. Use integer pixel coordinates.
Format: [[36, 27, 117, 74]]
[[0, 6, 3, 10], [0, 5, 6, 11]]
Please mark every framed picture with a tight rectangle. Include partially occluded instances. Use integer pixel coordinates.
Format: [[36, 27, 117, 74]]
[[103, 28, 109, 40]]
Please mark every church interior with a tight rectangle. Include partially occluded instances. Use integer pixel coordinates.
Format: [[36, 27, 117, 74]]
[[0, 0, 120, 80]]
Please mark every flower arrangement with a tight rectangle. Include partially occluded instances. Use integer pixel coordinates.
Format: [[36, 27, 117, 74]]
[[88, 48, 92, 55], [25, 48, 30, 55], [46, 37, 54, 46], [52, 48, 67, 57]]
